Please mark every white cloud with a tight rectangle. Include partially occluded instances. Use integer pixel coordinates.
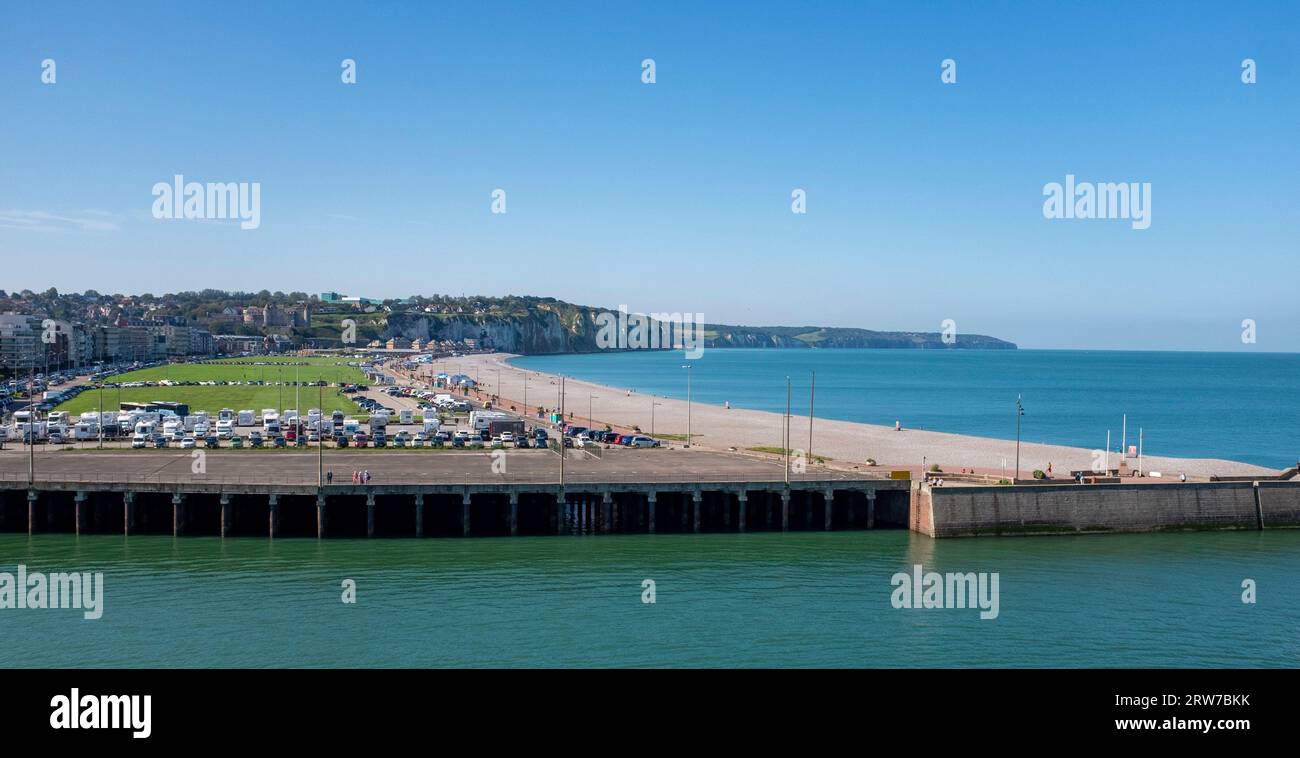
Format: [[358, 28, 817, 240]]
[[0, 209, 120, 232]]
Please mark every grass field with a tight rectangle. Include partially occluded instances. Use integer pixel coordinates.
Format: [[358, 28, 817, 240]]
[[54, 356, 371, 417], [105, 357, 367, 385], [54, 385, 363, 417]]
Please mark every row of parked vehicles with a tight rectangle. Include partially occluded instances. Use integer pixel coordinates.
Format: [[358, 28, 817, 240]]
[[561, 425, 660, 448]]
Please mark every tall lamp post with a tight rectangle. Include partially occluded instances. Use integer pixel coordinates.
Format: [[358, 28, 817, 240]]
[[651, 401, 662, 436], [1015, 394, 1025, 480], [681, 364, 692, 448], [588, 394, 598, 429], [784, 376, 791, 484]]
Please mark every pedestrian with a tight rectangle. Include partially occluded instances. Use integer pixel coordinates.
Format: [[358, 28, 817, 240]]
[[364, 469, 371, 484], [326, 469, 333, 485]]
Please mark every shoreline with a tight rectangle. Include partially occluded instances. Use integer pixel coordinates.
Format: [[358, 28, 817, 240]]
[[412, 352, 1277, 479]]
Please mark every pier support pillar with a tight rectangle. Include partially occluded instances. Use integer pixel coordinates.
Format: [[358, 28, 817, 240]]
[[123, 492, 136, 536], [317, 494, 328, 538], [366, 493, 376, 538], [556, 491, 565, 535], [601, 492, 612, 535], [692, 491, 702, 534], [647, 492, 656, 534], [172, 493, 186, 537], [268, 494, 279, 539], [866, 490, 876, 529], [723, 494, 731, 531], [737, 491, 747, 533], [805, 495, 813, 529], [509, 491, 519, 536], [75, 491, 89, 535], [27, 489, 37, 535], [220, 494, 233, 537], [681, 495, 688, 531], [462, 492, 471, 537], [414, 494, 424, 538], [824, 489, 834, 531], [781, 489, 790, 531]]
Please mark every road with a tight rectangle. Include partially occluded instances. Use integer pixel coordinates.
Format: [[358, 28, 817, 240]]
[[0, 446, 879, 486]]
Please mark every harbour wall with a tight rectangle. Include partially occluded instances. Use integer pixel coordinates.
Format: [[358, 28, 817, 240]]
[[913, 480, 1300, 537], [0, 480, 912, 538]]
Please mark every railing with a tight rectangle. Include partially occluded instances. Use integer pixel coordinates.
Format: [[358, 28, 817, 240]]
[[0, 470, 890, 487]]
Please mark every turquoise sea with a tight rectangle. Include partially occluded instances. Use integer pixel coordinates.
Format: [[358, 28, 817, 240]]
[[513, 349, 1300, 469], [2, 531, 1297, 668]]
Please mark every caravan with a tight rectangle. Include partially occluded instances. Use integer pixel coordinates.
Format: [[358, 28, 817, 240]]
[[238, 409, 255, 426]]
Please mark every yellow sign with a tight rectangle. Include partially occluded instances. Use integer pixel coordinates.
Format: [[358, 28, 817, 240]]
[[889, 470, 911, 480]]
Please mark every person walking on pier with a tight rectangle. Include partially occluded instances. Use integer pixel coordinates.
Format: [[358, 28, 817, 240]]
[[326, 469, 333, 485]]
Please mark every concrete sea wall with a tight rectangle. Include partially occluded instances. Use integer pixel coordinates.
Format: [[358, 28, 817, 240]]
[[914, 480, 1300, 537]]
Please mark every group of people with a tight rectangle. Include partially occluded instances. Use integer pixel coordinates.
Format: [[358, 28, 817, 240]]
[[349, 470, 371, 484]]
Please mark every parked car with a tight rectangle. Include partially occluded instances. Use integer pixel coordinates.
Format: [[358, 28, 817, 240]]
[[250, 433, 264, 448], [205, 436, 220, 449], [231, 435, 244, 449], [180, 437, 196, 449], [628, 436, 659, 448], [152, 436, 168, 449], [273, 436, 287, 448]]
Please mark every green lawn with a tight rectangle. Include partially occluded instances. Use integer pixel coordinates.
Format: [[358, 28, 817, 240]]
[[106, 357, 367, 385], [55, 385, 362, 417]]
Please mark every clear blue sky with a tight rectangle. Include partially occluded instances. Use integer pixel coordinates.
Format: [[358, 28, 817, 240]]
[[1, 1, 1297, 350]]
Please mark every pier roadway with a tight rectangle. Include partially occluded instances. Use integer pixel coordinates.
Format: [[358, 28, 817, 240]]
[[0, 448, 910, 538], [0, 447, 885, 486]]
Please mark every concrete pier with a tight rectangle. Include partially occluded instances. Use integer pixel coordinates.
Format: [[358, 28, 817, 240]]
[[0, 477, 912, 539], [124, 492, 136, 535], [221, 494, 233, 537], [75, 491, 88, 535], [172, 493, 185, 536], [316, 494, 327, 538]]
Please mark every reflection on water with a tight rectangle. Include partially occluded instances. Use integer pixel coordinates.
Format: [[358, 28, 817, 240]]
[[1, 530, 1297, 668]]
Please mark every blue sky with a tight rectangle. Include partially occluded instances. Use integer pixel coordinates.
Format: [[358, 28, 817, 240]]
[[1, 1, 1297, 350]]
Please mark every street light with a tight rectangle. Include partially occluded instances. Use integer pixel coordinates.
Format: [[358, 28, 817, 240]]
[[681, 364, 692, 447], [1015, 394, 1025, 480], [651, 401, 662, 436], [588, 394, 598, 429]]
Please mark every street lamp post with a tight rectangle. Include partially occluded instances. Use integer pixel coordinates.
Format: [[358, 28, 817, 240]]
[[784, 376, 791, 484], [588, 394, 598, 429], [1015, 395, 1025, 480], [651, 401, 662, 436], [808, 370, 815, 461], [681, 364, 692, 447]]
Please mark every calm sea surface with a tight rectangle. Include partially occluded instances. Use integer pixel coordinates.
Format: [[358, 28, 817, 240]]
[[512, 349, 1300, 468], [2, 531, 1297, 668]]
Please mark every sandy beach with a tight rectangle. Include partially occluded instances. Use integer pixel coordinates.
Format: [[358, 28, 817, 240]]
[[411, 352, 1277, 479]]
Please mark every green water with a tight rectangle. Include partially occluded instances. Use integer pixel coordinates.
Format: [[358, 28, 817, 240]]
[[1, 531, 1297, 667]]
